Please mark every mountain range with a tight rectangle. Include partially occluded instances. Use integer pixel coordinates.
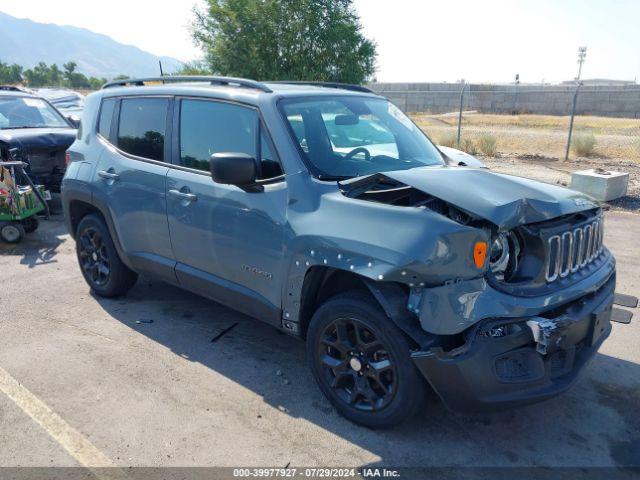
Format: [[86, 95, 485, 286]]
[[0, 11, 183, 79]]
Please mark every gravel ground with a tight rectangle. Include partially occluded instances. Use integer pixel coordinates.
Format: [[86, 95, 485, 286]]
[[486, 155, 640, 212], [0, 211, 638, 474]]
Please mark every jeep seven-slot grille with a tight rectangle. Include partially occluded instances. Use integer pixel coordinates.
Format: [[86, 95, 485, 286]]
[[545, 216, 604, 282]]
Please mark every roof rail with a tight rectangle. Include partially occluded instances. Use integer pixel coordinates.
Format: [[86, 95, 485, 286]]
[[102, 76, 273, 93], [268, 81, 375, 94]]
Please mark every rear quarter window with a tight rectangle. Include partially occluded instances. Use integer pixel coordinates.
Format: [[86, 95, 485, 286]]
[[97, 98, 116, 139]]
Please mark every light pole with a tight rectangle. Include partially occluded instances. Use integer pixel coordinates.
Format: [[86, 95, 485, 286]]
[[513, 74, 520, 114], [576, 47, 587, 81]]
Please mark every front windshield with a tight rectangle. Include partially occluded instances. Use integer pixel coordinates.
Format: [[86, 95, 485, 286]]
[[0, 96, 69, 129], [281, 96, 444, 179]]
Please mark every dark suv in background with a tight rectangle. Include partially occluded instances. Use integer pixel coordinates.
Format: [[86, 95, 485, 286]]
[[62, 76, 615, 428]]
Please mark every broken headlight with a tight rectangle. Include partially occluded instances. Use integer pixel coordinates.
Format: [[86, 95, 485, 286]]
[[489, 231, 521, 281]]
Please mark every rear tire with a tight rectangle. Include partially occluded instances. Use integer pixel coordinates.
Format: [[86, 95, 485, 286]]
[[0, 222, 25, 244], [75, 214, 137, 297], [306, 291, 427, 428]]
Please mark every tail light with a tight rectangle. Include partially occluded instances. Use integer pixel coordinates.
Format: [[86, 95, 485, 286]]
[[65, 151, 71, 165]]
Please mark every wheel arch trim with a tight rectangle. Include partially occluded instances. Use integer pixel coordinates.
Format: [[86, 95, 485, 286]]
[[63, 187, 133, 270]]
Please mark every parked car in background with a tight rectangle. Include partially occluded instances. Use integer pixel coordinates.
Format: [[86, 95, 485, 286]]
[[0, 86, 76, 194], [36, 88, 84, 127], [63, 76, 614, 428]]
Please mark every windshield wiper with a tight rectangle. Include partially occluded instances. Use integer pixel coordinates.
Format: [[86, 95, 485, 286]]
[[317, 174, 352, 181], [338, 173, 390, 198]]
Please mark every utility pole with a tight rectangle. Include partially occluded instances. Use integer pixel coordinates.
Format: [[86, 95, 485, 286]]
[[456, 82, 467, 147], [513, 73, 520, 114], [565, 82, 583, 160], [576, 47, 587, 81]]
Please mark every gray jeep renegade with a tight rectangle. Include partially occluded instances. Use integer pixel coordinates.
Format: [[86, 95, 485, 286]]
[[62, 76, 615, 428]]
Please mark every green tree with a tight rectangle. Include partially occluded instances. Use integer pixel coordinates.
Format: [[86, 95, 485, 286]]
[[192, 0, 377, 84], [88, 77, 108, 89], [23, 62, 51, 87], [63, 61, 77, 84], [174, 60, 211, 76], [49, 63, 63, 85], [0, 61, 23, 84], [62, 61, 90, 88]]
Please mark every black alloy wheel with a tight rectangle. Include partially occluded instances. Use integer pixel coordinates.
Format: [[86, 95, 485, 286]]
[[78, 227, 110, 286], [318, 317, 398, 411], [307, 291, 428, 428]]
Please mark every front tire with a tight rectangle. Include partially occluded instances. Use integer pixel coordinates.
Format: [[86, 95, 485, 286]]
[[307, 291, 427, 428], [75, 214, 138, 297]]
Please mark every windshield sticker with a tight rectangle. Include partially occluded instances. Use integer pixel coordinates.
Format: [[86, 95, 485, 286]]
[[388, 103, 414, 131]]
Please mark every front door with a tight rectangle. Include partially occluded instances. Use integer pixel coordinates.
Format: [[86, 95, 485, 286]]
[[92, 95, 176, 282], [166, 98, 287, 324]]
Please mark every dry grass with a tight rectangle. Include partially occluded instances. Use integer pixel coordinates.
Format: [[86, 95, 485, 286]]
[[460, 137, 478, 155], [438, 131, 457, 148], [413, 113, 640, 132], [572, 134, 596, 157], [411, 112, 640, 161], [477, 134, 497, 157]]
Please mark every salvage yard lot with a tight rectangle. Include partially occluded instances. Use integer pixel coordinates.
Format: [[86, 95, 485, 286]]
[[1, 211, 639, 470], [412, 113, 640, 161], [410, 112, 640, 212]]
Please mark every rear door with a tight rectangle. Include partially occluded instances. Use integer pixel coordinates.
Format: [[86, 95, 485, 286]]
[[166, 97, 287, 324], [92, 95, 176, 282]]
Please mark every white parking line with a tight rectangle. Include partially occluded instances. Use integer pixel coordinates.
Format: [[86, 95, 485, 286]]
[[0, 365, 116, 469]]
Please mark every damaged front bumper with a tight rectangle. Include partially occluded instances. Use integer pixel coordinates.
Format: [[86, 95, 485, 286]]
[[411, 270, 615, 412]]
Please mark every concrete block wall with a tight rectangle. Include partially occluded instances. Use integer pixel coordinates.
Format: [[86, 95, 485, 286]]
[[369, 82, 640, 118]]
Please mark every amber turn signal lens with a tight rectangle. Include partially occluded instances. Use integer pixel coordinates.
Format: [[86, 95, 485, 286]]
[[473, 241, 487, 269]]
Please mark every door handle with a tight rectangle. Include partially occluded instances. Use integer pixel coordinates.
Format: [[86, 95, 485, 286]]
[[168, 189, 198, 203], [98, 170, 120, 181]]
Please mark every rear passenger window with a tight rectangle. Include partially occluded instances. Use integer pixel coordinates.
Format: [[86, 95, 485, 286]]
[[117, 98, 168, 161], [97, 98, 115, 139]]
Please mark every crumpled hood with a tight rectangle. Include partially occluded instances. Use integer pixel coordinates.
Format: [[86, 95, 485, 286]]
[[0, 128, 76, 150], [384, 166, 599, 229]]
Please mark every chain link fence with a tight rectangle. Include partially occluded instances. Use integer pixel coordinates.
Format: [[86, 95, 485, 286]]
[[373, 85, 640, 163]]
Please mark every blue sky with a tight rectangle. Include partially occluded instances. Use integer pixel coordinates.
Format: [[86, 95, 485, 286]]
[[0, 0, 637, 83]]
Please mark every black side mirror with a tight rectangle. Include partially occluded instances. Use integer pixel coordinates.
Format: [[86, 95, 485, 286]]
[[210, 152, 257, 187]]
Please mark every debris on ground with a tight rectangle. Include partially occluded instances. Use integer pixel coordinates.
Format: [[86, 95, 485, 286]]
[[210, 322, 238, 343]]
